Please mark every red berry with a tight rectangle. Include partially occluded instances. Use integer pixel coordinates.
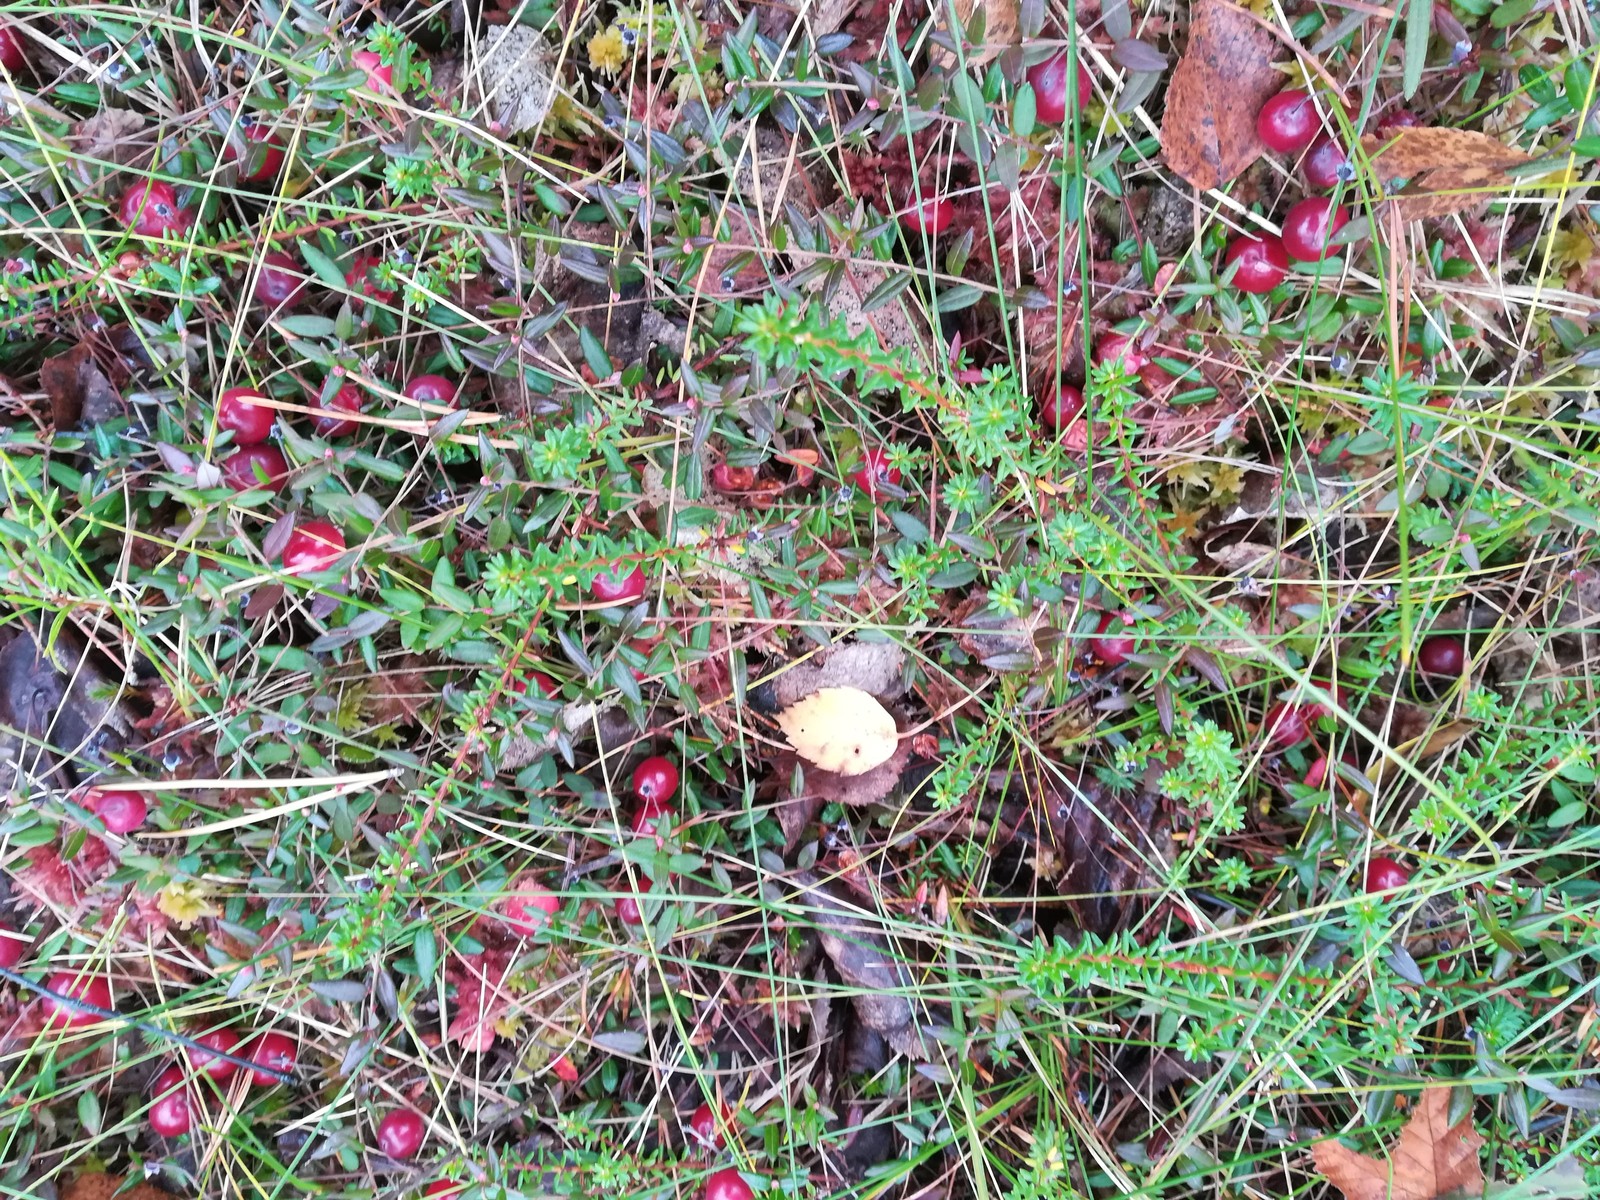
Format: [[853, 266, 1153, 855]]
[[1026, 51, 1092, 125], [1094, 334, 1150, 376], [0, 926, 30, 969], [1223, 234, 1289, 294], [43, 970, 112, 1027], [500, 874, 559, 936], [88, 788, 148, 834], [353, 50, 394, 93], [592, 565, 646, 604], [403, 375, 459, 407], [424, 1184, 465, 1199], [900, 197, 953, 235], [1262, 701, 1318, 749], [630, 798, 674, 836], [1089, 612, 1136, 666], [376, 1109, 427, 1160], [220, 444, 290, 493], [704, 1168, 755, 1200], [186, 1027, 242, 1082], [1364, 855, 1410, 894], [710, 463, 757, 491], [1256, 90, 1321, 154], [255, 251, 307, 310], [149, 1065, 192, 1137], [852, 446, 902, 498], [1302, 134, 1351, 190], [1038, 384, 1085, 434], [1375, 108, 1421, 133], [244, 1030, 297, 1085], [1417, 634, 1465, 676], [688, 1101, 729, 1152], [119, 180, 195, 239], [225, 123, 286, 184], [631, 756, 680, 805], [616, 891, 643, 925], [0, 25, 28, 74], [1281, 197, 1350, 263], [511, 671, 558, 698], [310, 383, 363, 437], [218, 386, 277, 447], [280, 521, 346, 574], [345, 254, 395, 304]]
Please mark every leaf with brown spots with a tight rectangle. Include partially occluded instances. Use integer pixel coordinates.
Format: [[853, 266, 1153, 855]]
[[1360, 127, 1533, 221], [1160, 0, 1282, 191], [1313, 1088, 1484, 1200]]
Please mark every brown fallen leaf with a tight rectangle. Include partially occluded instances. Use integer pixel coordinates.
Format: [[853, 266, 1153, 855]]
[[1312, 1088, 1484, 1200], [67, 108, 151, 193], [61, 1173, 172, 1200], [1160, 0, 1282, 191], [931, 0, 1019, 68], [1360, 127, 1533, 221], [40, 342, 122, 430], [759, 640, 907, 710]]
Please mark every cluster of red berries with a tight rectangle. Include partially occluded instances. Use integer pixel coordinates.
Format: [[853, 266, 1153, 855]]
[[616, 755, 680, 924], [686, 1100, 760, 1200], [143, 1026, 298, 1136]]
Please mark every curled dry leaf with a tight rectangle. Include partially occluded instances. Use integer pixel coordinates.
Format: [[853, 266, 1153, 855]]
[[1160, 0, 1282, 191], [1359, 126, 1533, 221], [1312, 1087, 1484, 1200], [776, 686, 899, 776]]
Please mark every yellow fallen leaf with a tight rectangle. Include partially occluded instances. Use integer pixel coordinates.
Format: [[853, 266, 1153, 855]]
[[776, 687, 898, 777]]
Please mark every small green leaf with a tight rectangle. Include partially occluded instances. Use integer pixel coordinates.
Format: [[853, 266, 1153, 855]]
[[1403, 0, 1431, 98], [298, 240, 348, 288], [1012, 83, 1037, 137], [579, 326, 613, 379]]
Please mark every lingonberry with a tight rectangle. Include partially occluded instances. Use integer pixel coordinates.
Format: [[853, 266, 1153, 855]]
[[0, 24, 28, 74], [1281, 197, 1350, 263], [148, 1066, 192, 1137], [500, 874, 560, 936], [1256, 90, 1320, 154], [403, 375, 458, 407], [243, 1030, 297, 1085], [280, 521, 346, 574], [1302, 134, 1351, 190], [221, 444, 289, 493], [1038, 384, 1085, 434], [186, 1027, 243, 1082], [42, 970, 112, 1027], [1026, 51, 1092, 124], [353, 50, 393, 92], [631, 756, 680, 806], [703, 1168, 756, 1200], [345, 254, 395, 303], [225, 122, 286, 184]]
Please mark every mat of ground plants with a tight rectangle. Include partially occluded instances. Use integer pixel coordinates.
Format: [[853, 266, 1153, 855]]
[[0, 0, 1597, 1197]]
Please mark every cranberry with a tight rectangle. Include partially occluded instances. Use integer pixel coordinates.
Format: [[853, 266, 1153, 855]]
[[1256, 90, 1321, 154], [218, 386, 277, 447], [1223, 234, 1289, 294], [0, 926, 30, 969], [616, 891, 643, 925], [43, 970, 112, 1027], [244, 1030, 297, 1085], [1089, 612, 1136, 666], [1375, 108, 1421, 133], [310, 383, 363, 437], [688, 1101, 730, 1151], [376, 1109, 427, 1159], [1094, 334, 1150, 376], [1364, 855, 1410, 894], [149, 1066, 192, 1137], [403, 375, 459, 407], [1417, 634, 1465, 675], [631, 755, 680, 805], [225, 123, 286, 184], [500, 874, 559, 936], [255, 251, 307, 310], [221, 444, 290, 493], [0, 24, 27, 74], [1281, 197, 1350, 263], [353, 50, 393, 93], [424, 1184, 465, 1199], [710, 463, 757, 491], [900, 197, 954, 235], [592, 565, 646, 604], [511, 671, 558, 698], [119, 180, 195, 239], [186, 1027, 242, 1082], [1026, 51, 1092, 125], [1304, 752, 1358, 789], [1038, 384, 1085, 434], [280, 521, 346, 574], [704, 1168, 755, 1200], [88, 788, 148, 834], [1262, 701, 1320, 749], [1302, 134, 1351, 190], [630, 797, 674, 837], [852, 446, 901, 498], [345, 254, 395, 304]]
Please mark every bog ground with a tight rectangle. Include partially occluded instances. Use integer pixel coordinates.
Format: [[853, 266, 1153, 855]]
[[0, 0, 1598, 1197]]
